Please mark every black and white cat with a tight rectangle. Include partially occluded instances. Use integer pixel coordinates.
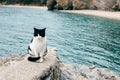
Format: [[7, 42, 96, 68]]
[[28, 28, 47, 62]]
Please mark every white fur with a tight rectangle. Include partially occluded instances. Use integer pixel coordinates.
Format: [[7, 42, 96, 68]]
[[29, 35, 47, 62]]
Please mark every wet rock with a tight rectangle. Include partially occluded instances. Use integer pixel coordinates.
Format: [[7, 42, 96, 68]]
[[61, 71, 74, 80], [60, 63, 120, 80]]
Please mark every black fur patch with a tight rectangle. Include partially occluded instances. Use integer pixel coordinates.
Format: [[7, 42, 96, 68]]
[[31, 38, 33, 43], [34, 28, 46, 37], [28, 56, 40, 62], [45, 47, 47, 53], [28, 46, 31, 51]]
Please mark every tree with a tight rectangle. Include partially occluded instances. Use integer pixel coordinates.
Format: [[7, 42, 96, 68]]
[[22, 0, 32, 4]]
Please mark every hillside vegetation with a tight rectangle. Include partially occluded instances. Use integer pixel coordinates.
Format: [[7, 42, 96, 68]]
[[0, 0, 47, 5]]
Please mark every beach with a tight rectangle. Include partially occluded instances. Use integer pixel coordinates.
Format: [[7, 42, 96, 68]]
[[1, 5, 120, 21], [60, 10, 120, 21]]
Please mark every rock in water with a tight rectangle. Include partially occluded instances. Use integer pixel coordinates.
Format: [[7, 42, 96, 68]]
[[0, 48, 61, 80], [0, 48, 120, 80], [60, 63, 120, 80]]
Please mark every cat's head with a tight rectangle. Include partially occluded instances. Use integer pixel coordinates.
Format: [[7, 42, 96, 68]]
[[34, 28, 46, 38]]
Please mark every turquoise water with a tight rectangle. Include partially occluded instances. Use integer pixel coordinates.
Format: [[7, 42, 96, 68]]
[[0, 6, 120, 74]]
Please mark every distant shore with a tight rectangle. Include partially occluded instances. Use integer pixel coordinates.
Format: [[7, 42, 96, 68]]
[[1, 5, 120, 21], [0, 4, 47, 10], [60, 10, 120, 21]]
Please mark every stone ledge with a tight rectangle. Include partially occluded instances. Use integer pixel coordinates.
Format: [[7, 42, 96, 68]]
[[0, 48, 120, 80], [0, 48, 61, 80], [60, 63, 120, 80]]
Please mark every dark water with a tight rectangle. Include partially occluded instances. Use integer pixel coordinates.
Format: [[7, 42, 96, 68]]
[[0, 6, 120, 74]]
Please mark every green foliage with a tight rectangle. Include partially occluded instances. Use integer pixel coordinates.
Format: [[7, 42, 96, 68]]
[[0, 0, 6, 3], [22, 0, 32, 4], [0, 0, 47, 5]]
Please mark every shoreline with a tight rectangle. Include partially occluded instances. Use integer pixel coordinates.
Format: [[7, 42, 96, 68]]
[[60, 10, 120, 21], [1, 5, 120, 21], [0, 54, 120, 80]]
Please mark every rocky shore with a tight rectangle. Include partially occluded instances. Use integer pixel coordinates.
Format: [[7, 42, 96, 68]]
[[0, 48, 120, 80], [47, 0, 120, 11], [0, 48, 60, 80], [60, 63, 120, 80], [1, 0, 120, 11]]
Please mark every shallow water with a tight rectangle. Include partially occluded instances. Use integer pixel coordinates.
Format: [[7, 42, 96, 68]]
[[0, 6, 120, 74]]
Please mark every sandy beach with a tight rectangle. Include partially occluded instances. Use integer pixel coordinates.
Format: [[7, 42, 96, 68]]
[[60, 10, 120, 21], [1, 5, 120, 21]]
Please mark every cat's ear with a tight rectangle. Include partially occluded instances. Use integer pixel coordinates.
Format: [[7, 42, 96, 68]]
[[34, 28, 38, 36], [34, 28, 37, 32], [43, 28, 46, 31], [34, 28, 37, 30]]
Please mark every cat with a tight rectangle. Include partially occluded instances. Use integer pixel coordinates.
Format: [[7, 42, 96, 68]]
[[28, 28, 47, 62]]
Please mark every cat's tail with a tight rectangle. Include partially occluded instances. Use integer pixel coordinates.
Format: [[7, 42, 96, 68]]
[[28, 56, 40, 62]]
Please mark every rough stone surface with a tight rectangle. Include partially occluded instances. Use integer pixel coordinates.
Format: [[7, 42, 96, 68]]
[[89, 0, 117, 11], [60, 63, 120, 80], [72, 0, 88, 10], [47, 0, 120, 11], [117, 0, 120, 10], [47, 0, 57, 10], [0, 48, 61, 80], [0, 48, 120, 80], [56, 0, 73, 10]]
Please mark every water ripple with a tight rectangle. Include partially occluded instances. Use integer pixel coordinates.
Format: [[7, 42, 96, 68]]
[[0, 6, 120, 74]]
